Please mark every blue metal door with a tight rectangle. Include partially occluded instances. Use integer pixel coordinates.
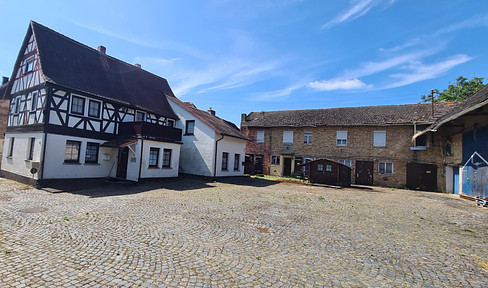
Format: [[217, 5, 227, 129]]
[[453, 167, 459, 195]]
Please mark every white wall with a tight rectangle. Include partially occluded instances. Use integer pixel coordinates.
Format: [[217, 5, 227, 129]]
[[42, 134, 118, 179], [2, 132, 44, 179], [215, 136, 246, 177], [139, 140, 180, 178], [167, 98, 216, 176]]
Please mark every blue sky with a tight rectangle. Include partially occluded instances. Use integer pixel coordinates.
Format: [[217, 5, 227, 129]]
[[1, 0, 487, 125]]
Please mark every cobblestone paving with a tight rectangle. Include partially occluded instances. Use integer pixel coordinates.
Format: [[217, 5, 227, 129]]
[[0, 176, 487, 287]]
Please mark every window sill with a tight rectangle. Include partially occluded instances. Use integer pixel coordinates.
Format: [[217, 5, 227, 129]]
[[6, 156, 13, 159], [148, 166, 159, 169], [161, 166, 172, 169], [221, 169, 228, 172], [84, 163, 100, 166], [410, 146, 427, 151]]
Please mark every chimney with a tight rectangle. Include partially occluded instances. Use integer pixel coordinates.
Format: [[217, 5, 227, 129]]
[[134, 63, 141, 68], [2, 77, 8, 85], [97, 45, 106, 54], [207, 107, 216, 116], [241, 113, 247, 124]]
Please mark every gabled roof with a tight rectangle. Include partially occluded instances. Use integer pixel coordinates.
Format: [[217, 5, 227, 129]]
[[167, 96, 248, 141], [29, 21, 177, 119], [242, 103, 456, 127], [426, 84, 488, 132]]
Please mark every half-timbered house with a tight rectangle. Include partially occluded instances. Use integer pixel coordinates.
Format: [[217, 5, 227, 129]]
[[1, 21, 182, 185]]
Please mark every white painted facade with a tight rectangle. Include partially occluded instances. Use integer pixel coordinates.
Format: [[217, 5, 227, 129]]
[[2, 132, 44, 179], [167, 97, 246, 177], [139, 140, 180, 179]]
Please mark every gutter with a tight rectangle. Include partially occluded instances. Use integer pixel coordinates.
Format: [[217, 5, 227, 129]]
[[213, 134, 225, 178]]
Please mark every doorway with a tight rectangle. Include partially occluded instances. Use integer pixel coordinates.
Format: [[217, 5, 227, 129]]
[[116, 147, 129, 179], [283, 157, 292, 176], [355, 161, 374, 185]]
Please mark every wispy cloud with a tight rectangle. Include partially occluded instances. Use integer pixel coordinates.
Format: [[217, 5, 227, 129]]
[[249, 83, 305, 101], [385, 54, 472, 89], [321, 0, 397, 30], [309, 78, 371, 91]]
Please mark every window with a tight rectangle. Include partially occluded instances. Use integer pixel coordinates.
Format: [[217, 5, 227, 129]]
[[256, 131, 265, 143], [185, 120, 195, 135], [85, 142, 99, 163], [339, 160, 352, 167], [136, 111, 145, 122], [271, 156, 280, 165], [71, 96, 85, 115], [234, 154, 240, 171], [7, 137, 14, 157], [326, 164, 332, 172], [64, 140, 81, 163], [24, 58, 35, 74], [27, 138, 35, 160], [336, 131, 347, 146], [373, 131, 386, 147], [88, 100, 101, 118], [167, 119, 175, 127], [445, 140, 451, 156], [318, 164, 324, 171], [415, 134, 428, 147], [222, 152, 229, 171], [303, 132, 313, 144], [31, 92, 38, 111], [14, 97, 21, 114], [149, 147, 160, 167], [379, 162, 393, 174], [163, 149, 172, 168], [283, 131, 294, 144]]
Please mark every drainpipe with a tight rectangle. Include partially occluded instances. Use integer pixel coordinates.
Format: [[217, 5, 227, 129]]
[[213, 134, 225, 178], [138, 138, 144, 181]]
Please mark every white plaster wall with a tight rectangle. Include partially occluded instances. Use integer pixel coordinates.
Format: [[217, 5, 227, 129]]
[[139, 140, 180, 178], [1, 132, 44, 179], [215, 136, 246, 177], [167, 98, 216, 176], [42, 134, 118, 179]]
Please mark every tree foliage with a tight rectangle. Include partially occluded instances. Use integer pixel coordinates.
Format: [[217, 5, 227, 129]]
[[421, 76, 485, 102]]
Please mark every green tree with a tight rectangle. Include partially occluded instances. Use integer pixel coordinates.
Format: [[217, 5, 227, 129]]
[[421, 76, 485, 102]]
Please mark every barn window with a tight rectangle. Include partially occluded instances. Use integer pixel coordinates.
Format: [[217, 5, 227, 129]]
[[326, 164, 332, 171], [379, 162, 393, 174], [271, 156, 280, 165], [317, 164, 324, 171]]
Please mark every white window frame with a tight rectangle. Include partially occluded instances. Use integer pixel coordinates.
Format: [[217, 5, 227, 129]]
[[303, 131, 312, 144], [24, 57, 35, 74], [373, 131, 386, 147], [326, 164, 332, 172], [283, 131, 294, 144], [379, 162, 393, 174], [336, 131, 347, 146], [256, 131, 265, 143], [317, 164, 324, 171], [271, 156, 280, 165]]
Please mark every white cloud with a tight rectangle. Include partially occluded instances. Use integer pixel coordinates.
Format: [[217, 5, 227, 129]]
[[249, 83, 305, 101], [385, 54, 472, 88], [321, 0, 397, 30], [309, 78, 371, 91]]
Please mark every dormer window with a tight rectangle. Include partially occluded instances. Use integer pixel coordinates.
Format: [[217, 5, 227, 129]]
[[24, 58, 35, 74]]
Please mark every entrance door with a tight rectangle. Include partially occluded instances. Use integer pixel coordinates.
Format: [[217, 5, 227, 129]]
[[283, 157, 292, 176], [406, 163, 437, 191], [116, 147, 129, 179], [355, 161, 374, 185]]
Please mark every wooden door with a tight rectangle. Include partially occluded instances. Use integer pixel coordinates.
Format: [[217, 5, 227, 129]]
[[283, 157, 292, 176], [355, 161, 373, 185], [116, 147, 129, 179], [406, 163, 437, 191]]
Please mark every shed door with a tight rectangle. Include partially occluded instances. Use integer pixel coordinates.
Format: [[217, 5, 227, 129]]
[[406, 163, 437, 192], [355, 161, 373, 185], [283, 157, 292, 176]]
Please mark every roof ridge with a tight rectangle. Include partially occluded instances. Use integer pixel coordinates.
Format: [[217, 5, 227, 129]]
[[30, 20, 170, 84]]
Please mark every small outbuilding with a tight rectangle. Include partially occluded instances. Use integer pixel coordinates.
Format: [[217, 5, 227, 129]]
[[298, 158, 351, 187]]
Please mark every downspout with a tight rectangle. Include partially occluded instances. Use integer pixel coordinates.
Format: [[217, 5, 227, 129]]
[[138, 138, 144, 181], [213, 134, 225, 178]]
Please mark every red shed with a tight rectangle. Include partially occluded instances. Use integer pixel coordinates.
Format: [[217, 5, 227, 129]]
[[298, 158, 351, 187]]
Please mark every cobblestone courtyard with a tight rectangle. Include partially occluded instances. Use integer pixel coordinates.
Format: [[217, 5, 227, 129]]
[[0, 176, 487, 287]]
